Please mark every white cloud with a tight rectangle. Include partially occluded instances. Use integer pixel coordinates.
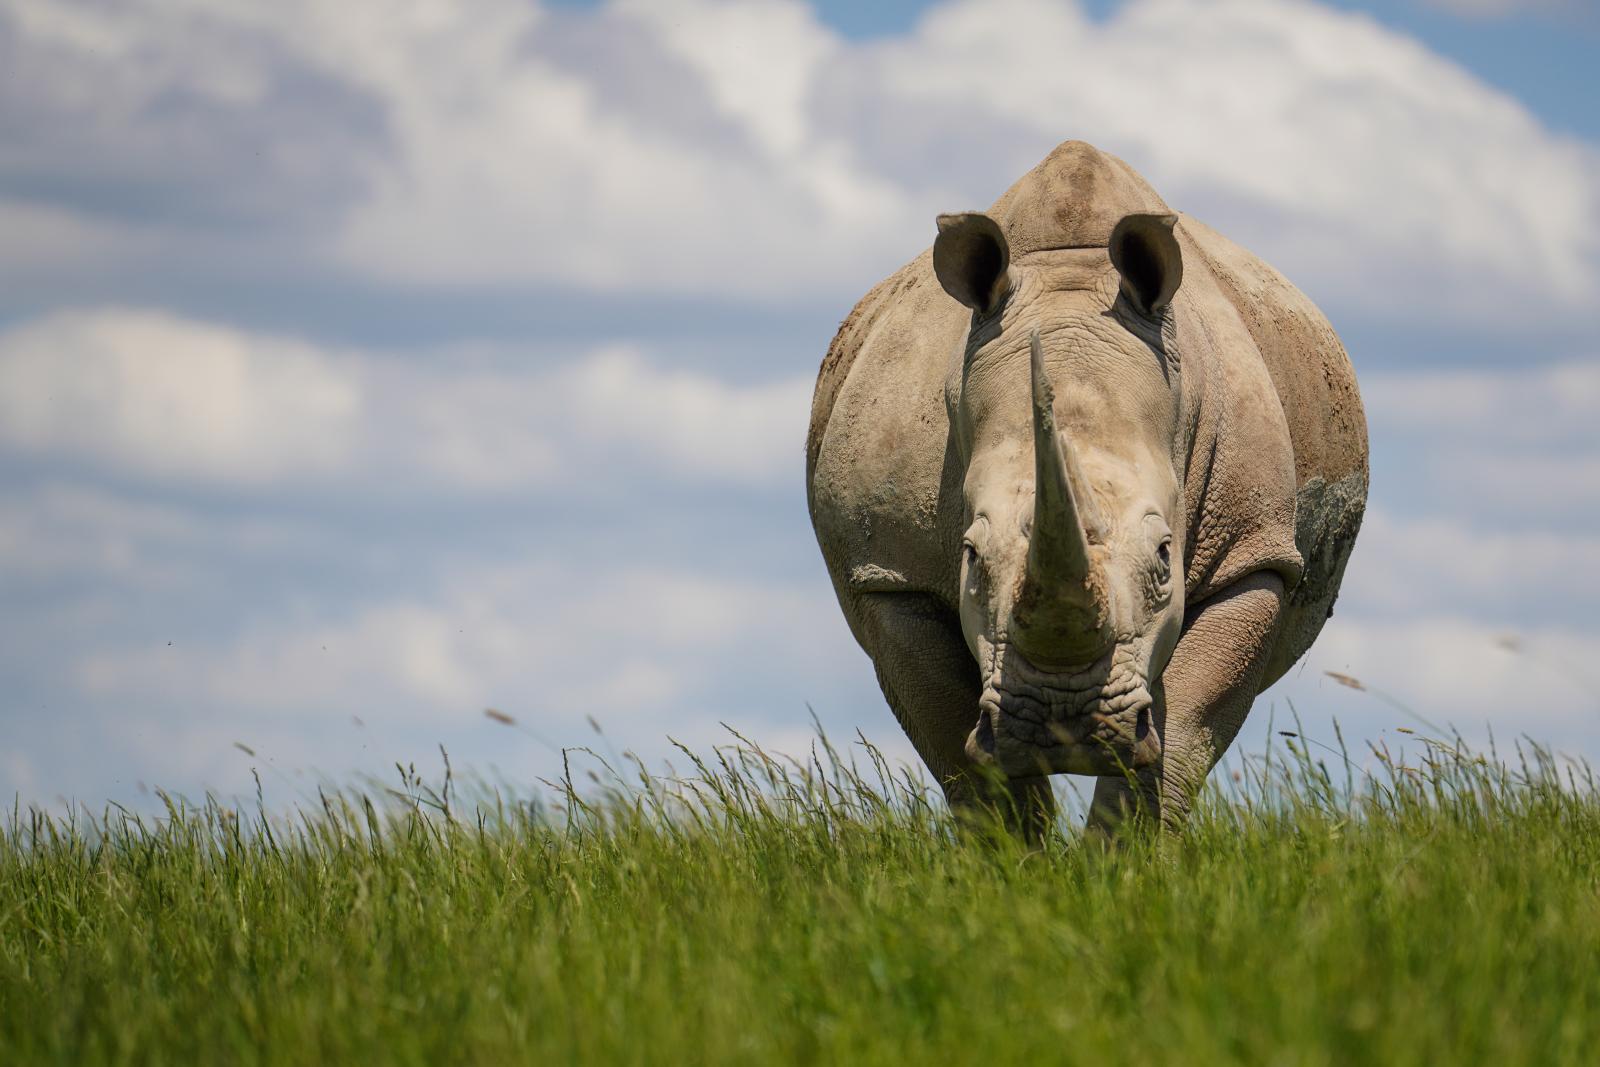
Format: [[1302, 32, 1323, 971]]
[[0, 308, 363, 483], [1444, 453, 1600, 522], [850, 0, 1599, 316], [1362, 361, 1600, 521], [562, 348, 811, 485], [2, 0, 1595, 323], [72, 560, 865, 754], [0, 484, 215, 588], [0, 484, 895, 804], [617, 0, 837, 160], [1342, 507, 1600, 618], [326, 0, 1600, 314], [1274, 612, 1600, 741], [1365, 361, 1600, 445], [0, 308, 809, 490], [242, 0, 916, 297], [393, 345, 810, 491]]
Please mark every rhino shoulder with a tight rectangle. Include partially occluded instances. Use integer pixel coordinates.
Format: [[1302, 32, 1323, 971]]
[[806, 252, 930, 489], [1173, 221, 1305, 604], [807, 252, 969, 604]]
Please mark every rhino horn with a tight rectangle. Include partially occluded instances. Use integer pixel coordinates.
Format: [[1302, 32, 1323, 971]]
[[1013, 331, 1113, 664]]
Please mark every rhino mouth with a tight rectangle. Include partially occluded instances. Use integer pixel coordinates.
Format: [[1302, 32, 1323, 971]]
[[966, 643, 1161, 776]]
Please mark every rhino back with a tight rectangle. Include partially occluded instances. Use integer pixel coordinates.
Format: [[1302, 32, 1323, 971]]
[[1181, 216, 1370, 682], [807, 251, 969, 607], [1181, 217, 1368, 492]]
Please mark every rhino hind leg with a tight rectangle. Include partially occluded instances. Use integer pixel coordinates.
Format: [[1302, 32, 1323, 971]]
[[850, 591, 1054, 839], [1089, 570, 1287, 832]]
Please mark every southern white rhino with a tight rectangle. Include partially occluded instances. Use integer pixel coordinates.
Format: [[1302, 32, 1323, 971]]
[[806, 141, 1368, 832]]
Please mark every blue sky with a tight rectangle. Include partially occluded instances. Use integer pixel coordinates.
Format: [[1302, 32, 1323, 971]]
[[1, 0, 1597, 812]]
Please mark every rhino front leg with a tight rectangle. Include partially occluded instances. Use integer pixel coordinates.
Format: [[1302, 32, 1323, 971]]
[[851, 591, 1055, 840], [1089, 570, 1287, 832]]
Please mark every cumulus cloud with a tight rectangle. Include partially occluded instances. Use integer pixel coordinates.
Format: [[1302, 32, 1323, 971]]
[[1253, 359, 1600, 751], [0, 0, 383, 230], [0, 308, 363, 483], [1362, 361, 1600, 523], [0, 483, 238, 589], [75, 563, 830, 715], [1, 0, 1595, 325], [318, 1, 912, 295], [1341, 508, 1600, 623], [63, 558, 874, 795], [1365, 361, 1600, 444], [0, 308, 810, 490], [561, 349, 812, 485], [852, 0, 1599, 316], [1279, 612, 1600, 738], [0, 0, 915, 299], [0, 474, 895, 804]]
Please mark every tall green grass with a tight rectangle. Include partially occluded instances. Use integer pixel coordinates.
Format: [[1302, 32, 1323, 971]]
[[3, 727, 1599, 1065]]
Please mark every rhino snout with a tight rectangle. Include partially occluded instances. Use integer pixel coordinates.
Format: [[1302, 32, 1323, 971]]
[[968, 646, 1161, 776]]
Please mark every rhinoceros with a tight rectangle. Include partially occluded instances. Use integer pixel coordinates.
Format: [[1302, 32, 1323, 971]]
[[807, 141, 1368, 831]]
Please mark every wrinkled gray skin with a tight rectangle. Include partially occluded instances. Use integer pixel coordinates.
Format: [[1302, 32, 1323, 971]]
[[807, 142, 1368, 833]]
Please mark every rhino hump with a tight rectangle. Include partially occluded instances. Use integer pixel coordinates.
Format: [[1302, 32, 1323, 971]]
[[990, 140, 1171, 255]]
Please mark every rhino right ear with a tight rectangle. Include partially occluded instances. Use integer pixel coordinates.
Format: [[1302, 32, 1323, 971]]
[[934, 213, 1011, 315], [1109, 213, 1183, 318]]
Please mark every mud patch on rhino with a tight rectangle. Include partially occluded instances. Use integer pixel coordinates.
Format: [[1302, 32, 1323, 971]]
[[1291, 470, 1368, 608], [1271, 470, 1368, 676]]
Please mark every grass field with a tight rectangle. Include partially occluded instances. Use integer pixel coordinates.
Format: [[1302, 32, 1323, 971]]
[[4, 728, 1600, 1065]]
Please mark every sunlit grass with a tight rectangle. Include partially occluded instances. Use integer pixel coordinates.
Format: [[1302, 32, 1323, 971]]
[[3, 723, 1599, 1065]]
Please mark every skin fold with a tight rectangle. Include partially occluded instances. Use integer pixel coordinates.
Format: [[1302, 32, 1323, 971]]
[[807, 141, 1368, 833]]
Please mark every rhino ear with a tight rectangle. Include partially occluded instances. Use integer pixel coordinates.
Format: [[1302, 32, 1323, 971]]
[[1109, 213, 1183, 318], [934, 212, 1011, 315]]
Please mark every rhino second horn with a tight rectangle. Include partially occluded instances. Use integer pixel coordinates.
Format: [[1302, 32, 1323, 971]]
[[1013, 330, 1113, 664]]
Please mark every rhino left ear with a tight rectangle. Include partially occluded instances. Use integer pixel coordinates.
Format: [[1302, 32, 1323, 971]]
[[934, 212, 1011, 315], [1109, 213, 1183, 318]]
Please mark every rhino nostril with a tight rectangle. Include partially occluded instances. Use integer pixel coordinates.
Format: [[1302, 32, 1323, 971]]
[[966, 706, 997, 765], [1131, 704, 1162, 769]]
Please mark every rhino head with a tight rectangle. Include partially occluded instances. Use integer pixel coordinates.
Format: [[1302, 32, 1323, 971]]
[[933, 210, 1187, 778]]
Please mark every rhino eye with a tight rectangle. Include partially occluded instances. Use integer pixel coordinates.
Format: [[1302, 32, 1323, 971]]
[[1155, 539, 1172, 582], [962, 542, 979, 569]]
